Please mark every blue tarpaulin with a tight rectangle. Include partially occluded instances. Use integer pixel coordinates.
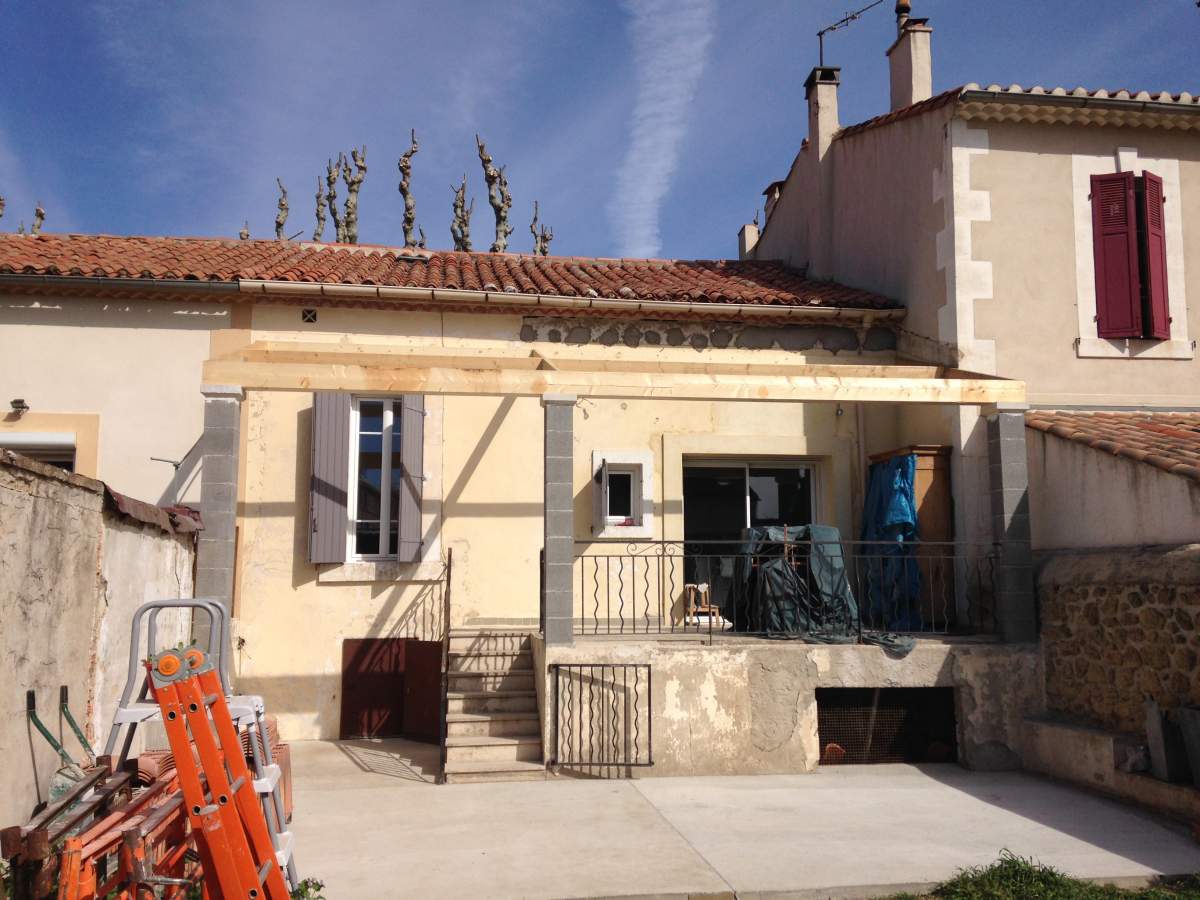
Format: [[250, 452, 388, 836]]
[[861, 454, 923, 631]]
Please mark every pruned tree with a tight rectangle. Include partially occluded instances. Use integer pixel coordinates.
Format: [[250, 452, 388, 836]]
[[0, 194, 5, 223], [31, 202, 45, 236], [274, 179, 289, 240], [239, 220, 250, 240], [327, 156, 345, 242], [314, 176, 327, 241], [476, 135, 513, 252], [530, 201, 553, 256], [450, 175, 473, 251], [17, 221, 25, 235], [342, 146, 366, 245], [418, 226, 426, 249], [397, 130, 420, 248]]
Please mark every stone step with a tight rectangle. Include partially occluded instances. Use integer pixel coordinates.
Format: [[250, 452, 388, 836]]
[[444, 734, 542, 764], [448, 631, 534, 655], [447, 670, 535, 693], [448, 651, 533, 673], [446, 712, 541, 738], [442, 759, 547, 784], [446, 691, 537, 715]]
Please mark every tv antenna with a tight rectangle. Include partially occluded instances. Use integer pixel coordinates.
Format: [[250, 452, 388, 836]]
[[817, 0, 884, 66]]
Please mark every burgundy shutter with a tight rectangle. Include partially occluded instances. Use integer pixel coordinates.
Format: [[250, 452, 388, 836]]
[[309, 392, 351, 564], [1139, 171, 1171, 340], [396, 394, 425, 563], [1090, 171, 1142, 339]]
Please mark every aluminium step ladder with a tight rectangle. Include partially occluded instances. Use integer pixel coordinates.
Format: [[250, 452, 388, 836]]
[[104, 598, 299, 890]]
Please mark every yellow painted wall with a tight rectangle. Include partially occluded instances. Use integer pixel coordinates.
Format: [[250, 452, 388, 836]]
[[233, 306, 921, 739]]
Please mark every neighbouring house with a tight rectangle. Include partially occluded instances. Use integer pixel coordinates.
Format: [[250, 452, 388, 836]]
[[741, 0, 1199, 814], [0, 0, 1193, 795]]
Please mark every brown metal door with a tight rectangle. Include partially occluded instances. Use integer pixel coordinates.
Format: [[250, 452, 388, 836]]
[[340, 638, 406, 739], [402, 640, 443, 743]]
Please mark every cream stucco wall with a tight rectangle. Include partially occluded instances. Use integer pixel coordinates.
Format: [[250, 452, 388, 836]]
[[1027, 429, 1200, 549], [0, 294, 233, 502], [970, 121, 1200, 407], [232, 305, 944, 739]]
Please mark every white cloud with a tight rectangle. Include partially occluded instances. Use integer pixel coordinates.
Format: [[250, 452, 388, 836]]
[[607, 0, 716, 258]]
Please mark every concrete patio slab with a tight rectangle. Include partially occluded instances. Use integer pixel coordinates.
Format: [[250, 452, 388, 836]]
[[288, 741, 1200, 899], [633, 765, 1200, 896], [289, 739, 731, 899]]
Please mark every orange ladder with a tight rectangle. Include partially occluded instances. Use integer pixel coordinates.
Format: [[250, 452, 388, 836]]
[[146, 647, 291, 900]]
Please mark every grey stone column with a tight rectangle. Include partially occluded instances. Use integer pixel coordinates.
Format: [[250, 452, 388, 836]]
[[195, 384, 243, 650], [987, 405, 1036, 643], [542, 394, 576, 646]]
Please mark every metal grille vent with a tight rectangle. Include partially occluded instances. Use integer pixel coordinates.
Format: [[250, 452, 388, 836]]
[[816, 687, 957, 765]]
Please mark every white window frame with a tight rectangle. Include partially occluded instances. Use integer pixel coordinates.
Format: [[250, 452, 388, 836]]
[[346, 395, 403, 561], [592, 449, 654, 539], [682, 458, 819, 531], [0, 432, 77, 473]]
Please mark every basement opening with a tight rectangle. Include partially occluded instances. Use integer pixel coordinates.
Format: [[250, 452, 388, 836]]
[[816, 687, 957, 765]]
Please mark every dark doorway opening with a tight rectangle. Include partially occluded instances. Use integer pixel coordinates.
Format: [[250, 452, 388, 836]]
[[816, 687, 957, 765], [339, 638, 442, 743]]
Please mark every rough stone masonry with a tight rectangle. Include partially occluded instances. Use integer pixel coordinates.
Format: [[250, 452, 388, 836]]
[[1039, 545, 1200, 734]]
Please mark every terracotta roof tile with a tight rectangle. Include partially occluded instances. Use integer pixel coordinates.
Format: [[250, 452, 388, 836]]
[[0, 233, 900, 311], [1026, 410, 1200, 486]]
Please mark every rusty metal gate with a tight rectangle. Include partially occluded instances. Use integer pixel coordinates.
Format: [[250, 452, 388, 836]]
[[551, 664, 652, 769]]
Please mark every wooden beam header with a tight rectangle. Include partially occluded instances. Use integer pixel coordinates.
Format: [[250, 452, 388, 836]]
[[203, 341, 1024, 405]]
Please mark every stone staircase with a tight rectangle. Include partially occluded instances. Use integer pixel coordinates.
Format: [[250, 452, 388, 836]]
[[443, 629, 545, 784]]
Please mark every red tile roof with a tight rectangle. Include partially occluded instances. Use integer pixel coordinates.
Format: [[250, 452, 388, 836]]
[[0, 233, 900, 311], [1025, 410, 1200, 484], [836, 87, 963, 140]]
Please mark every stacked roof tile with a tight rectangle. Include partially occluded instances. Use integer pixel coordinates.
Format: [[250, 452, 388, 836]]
[[0, 233, 900, 310], [1025, 410, 1200, 484]]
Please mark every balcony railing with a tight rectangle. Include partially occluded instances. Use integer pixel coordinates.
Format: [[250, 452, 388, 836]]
[[573, 539, 998, 638]]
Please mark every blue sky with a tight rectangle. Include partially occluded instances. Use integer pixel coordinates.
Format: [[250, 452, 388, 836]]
[[1, 1, 1197, 261]]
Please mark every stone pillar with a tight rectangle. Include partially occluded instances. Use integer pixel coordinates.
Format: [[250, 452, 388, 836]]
[[195, 384, 243, 650], [987, 405, 1035, 643], [542, 394, 576, 646]]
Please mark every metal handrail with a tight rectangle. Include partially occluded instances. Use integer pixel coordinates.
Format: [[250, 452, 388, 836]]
[[438, 548, 453, 784]]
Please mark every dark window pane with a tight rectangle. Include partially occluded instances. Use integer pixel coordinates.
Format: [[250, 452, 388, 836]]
[[389, 402, 403, 543], [748, 468, 812, 528], [683, 467, 746, 543], [607, 471, 633, 517], [388, 524, 398, 556], [359, 401, 384, 434], [355, 521, 380, 555]]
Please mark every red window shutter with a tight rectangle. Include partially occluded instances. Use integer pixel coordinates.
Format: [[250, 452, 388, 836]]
[[1090, 171, 1142, 339], [1139, 171, 1171, 340]]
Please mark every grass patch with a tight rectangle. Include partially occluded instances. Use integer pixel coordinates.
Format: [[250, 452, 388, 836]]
[[889, 852, 1200, 899]]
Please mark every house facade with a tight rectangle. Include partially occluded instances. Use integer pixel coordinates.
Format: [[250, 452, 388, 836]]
[[0, 232, 1038, 779], [743, 2, 1200, 553]]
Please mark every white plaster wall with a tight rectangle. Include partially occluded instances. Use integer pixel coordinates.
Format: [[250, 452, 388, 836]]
[[0, 294, 231, 503], [91, 518, 194, 750], [1027, 429, 1200, 549]]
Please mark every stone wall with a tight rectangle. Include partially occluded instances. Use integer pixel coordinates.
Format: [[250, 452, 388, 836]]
[[1038, 545, 1200, 734], [0, 451, 195, 826]]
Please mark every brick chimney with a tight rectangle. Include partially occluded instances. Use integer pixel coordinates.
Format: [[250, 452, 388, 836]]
[[886, 0, 932, 111], [804, 66, 840, 278]]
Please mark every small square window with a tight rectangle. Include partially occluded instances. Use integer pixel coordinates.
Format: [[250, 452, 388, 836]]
[[606, 470, 634, 521], [301, 308, 318, 323]]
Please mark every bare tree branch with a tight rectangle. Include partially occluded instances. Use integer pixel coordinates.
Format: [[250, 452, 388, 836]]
[[398, 129, 420, 248], [274, 179, 289, 240]]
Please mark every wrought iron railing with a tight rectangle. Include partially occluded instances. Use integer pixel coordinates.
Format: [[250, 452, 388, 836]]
[[573, 539, 998, 638], [438, 547, 454, 784], [551, 664, 653, 769]]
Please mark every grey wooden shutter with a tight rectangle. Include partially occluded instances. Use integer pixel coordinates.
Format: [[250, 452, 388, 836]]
[[309, 391, 351, 564], [396, 394, 425, 563]]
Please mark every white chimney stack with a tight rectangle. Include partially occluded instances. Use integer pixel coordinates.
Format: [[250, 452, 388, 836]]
[[886, 0, 932, 111]]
